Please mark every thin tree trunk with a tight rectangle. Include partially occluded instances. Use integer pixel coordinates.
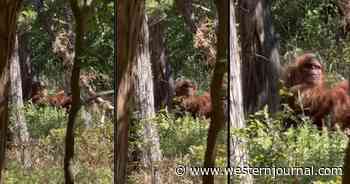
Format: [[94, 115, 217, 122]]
[[343, 141, 350, 184], [343, 74, 350, 183], [134, 14, 162, 183], [64, 1, 94, 183], [0, 1, 22, 182], [63, 17, 82, 184], [203, 0, 228, 183], [9, 34, 31, 168], [18, 32, 33, 100], [149, 15, 174, 111], [0, 65, 9, 184], [116, 1, 145, 183], [239, 0, 281, 114], [229, 2, 253, 184]]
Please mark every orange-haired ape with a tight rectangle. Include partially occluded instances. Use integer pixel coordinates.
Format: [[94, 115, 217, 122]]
[[283, 53, 333, 127], [329, 80, 350, 129], [175, 79, 197, 97], [174, 80, 212, 118], [47, 90, 72, 110], [30, 84, 72, 110], [181, 92, 211, 118], [284, 53, 350, 129]]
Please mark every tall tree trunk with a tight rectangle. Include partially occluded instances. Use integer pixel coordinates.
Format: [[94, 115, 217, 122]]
[[149, 15, 174, 111], [134, 14, 162, 184], [116, 1, 145, 183], [229, 2, 253, 184], [343, 141, 350, 184], [343, 75, 350, 183], [64, 1, 94, 183], [18, 32, 33, 100], [64, 16, 82, 184], [0, 1, 22, 182], [239, 0, 281, 114], [9, 34, 31, 168], [203, 0, 228, 183]]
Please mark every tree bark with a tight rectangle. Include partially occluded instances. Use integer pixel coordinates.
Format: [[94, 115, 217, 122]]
[[64, 1, 94, 183], [9, 34, 31, 168], [18, 32, 33, 100], [116, 1, 145, 183], [239, 0, 281, 114], [343, 74, 350, 183], [343, 141, 350, 184], [229, 2, 253, 184], [0, 1, 22, 182], [149, 15, 174, 111], [134, 14, 162, 184], [203, 0, 228, 183]]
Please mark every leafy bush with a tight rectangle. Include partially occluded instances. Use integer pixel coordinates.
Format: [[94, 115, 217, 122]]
[[156, 112, 208, 156], [128, 111, 227, 183], [6, 108, 112, 183], [22, 103, 67, 138], [153, 111, 227, 166], [5, 161, 64, 184], [235, 107, 348, 184]]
